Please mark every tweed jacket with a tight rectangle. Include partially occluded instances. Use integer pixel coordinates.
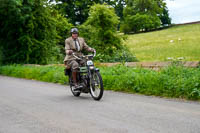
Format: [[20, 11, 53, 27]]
[[64, 37, 92, 62]]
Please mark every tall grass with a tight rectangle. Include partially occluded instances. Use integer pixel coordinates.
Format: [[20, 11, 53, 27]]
[[125, 24, 200, 61], [0, 65, 67, 84], [101, 65, 200, 100], [0, 65, 200, 100]]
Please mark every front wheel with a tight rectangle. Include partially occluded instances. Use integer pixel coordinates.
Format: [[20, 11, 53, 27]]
[[90, 71, 104, 100]]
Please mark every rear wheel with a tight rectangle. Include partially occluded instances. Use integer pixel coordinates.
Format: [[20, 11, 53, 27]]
[[90, 71, 104, 100]]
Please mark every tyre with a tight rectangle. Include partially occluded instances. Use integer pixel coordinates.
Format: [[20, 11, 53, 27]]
[[90, 71, 104, 100]]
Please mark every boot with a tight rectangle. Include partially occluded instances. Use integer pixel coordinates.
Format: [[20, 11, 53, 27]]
[[72, 71, 81, 91]]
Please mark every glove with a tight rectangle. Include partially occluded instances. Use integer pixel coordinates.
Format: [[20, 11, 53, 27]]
[[89, 48, 95, 52], [67, 50, 73, 55]]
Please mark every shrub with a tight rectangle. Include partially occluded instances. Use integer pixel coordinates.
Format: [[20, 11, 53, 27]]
[[94, 46, 138, 62]]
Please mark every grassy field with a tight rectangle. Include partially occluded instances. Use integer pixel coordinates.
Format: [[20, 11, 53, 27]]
[[124, 23, 200, 61]]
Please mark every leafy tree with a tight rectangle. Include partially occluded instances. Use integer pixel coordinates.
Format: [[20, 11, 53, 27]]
[[79, 4, 137, 62], [81, 4, 121, 54], [114, 0, 126, 21], [21, 0, 59, 64], [0, 0, 25, 64], [154, 0, 171, 26], [52, 0, 126, 26], [52, 0, 100, 25], [0, 0, 71, 64], [159, 5, 171, 26], [121, 0, 171, 33], [121, 13, 161, 33], [50, 9, 73, 62]]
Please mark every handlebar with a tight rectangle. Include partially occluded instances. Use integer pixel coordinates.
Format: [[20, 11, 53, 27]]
[[93, 50, 96, 57], [72, 53, 82, 60], [72, 50, 96, 60]]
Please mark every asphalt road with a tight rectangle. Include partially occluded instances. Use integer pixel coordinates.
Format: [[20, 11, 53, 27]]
[[0, 75, 200, 133]]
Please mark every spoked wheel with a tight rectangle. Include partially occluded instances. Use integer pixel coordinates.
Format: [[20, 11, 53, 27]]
[[90, 71, 104, 100], [69, 76, 81, 97]]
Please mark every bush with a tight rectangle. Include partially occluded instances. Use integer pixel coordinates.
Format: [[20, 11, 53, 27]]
[[94, 46, 138, 62]]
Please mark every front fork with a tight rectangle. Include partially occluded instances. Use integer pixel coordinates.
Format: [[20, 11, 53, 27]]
[[88, 67, 100, 89]]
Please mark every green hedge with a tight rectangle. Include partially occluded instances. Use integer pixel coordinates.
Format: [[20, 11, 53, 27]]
[[0, 65, 200, 100]]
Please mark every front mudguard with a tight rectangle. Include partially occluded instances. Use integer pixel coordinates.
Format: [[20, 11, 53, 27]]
[[89, 67, 100, 73], [95, 68, 100, 72]]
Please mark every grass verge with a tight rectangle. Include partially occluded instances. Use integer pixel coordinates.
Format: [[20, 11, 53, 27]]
[[0, 64, 200, 100]]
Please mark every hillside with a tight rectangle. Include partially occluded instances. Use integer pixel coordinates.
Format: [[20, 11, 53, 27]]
[[124, 23, 200, 61]]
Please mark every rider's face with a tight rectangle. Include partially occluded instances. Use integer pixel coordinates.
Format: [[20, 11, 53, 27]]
[[72, 33, 78, 39]]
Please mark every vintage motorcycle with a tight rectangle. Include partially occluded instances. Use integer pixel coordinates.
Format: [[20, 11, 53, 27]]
[[64, 51, 104, 101]]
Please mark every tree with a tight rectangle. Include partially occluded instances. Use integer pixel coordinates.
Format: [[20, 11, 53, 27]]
[[52, 0, 126, 26], [121, 13, 160, 33], [81, 4, 121, 54], [52, 10, 73, 62], [114, 0, 126, 21], [121, 0, 171, 33], [52, 0, 100, 25], [79, 4, 137, 62], [159, 5, 171, 26], [0, 0, 71, 64], [0, 0, 25, 64]]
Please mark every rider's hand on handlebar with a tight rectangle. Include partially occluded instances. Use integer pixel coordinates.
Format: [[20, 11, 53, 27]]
[[68, 50, 73, 55], [89, 48, 95, 52]]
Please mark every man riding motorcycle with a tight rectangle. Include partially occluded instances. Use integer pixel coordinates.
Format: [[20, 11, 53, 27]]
[[64, 28, 95, 91]]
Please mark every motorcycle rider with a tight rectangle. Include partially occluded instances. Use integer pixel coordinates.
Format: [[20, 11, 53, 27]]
[[64, 28, 95, 91]]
